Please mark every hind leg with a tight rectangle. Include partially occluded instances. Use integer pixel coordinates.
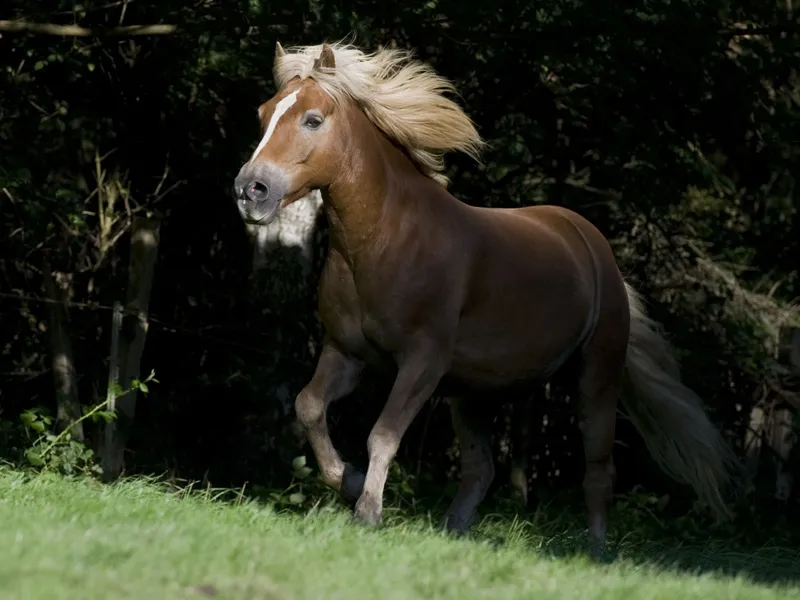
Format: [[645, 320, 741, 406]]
[[509, 389, 538, 507], [577, 349, 625, 554], [442, 397, 496, 533]]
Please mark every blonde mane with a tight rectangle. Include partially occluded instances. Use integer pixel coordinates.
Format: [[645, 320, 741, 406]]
[[273, 42, 485, 187]]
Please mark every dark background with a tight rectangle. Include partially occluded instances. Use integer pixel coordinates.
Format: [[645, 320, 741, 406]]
[[1, 0, 798, 536]]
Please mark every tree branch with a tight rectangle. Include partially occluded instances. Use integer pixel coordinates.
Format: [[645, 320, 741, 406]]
[[0, 20, 176, 36]]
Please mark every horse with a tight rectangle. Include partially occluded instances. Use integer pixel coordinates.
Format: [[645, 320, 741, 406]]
[[232, 41, 737, 551]]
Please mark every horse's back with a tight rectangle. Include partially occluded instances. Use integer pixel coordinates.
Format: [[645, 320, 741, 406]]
[[511, 205, 612, 250], [508, 204, 627, 302]]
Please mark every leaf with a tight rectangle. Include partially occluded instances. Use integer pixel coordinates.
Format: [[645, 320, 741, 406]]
[[25, 449, 44, 466], [291, 456, 307, 471], [30, 421, 46, 433], [138, 382, 149, 394], [295, 467, 313, 480], [288, 492, 306, 505], [93, 410, 117, 423]]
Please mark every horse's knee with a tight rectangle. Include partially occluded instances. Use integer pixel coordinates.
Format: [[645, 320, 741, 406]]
[[295, 388, 324, 430]]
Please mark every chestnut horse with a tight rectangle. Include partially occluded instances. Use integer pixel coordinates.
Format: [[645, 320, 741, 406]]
[[233, 42, 736, 550]]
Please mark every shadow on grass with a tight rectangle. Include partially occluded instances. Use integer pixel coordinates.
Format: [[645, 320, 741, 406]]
[[460, 493, 800, 588]]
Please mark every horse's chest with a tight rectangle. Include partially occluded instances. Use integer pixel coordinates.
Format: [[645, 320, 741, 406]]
[[318, 258, 393, 364]]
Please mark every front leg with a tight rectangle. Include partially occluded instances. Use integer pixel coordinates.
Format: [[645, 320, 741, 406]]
[[353, 344, 446, 526], [295, 338, 366, 503]]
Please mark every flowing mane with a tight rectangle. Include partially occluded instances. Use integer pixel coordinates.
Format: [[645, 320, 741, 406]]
[[273, 42, 485, 186]]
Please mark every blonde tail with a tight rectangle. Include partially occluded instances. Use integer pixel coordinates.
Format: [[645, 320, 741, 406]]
[[621, 282, 738, 520]]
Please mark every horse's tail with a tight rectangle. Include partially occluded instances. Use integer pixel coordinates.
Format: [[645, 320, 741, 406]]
[[620, 282, 738, 521]]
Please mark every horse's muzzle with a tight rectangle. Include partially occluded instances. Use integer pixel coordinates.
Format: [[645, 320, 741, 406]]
[[233, 161, 289, 225]]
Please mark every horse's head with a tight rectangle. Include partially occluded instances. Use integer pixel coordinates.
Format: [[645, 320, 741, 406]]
[[234, 41, 485, 224], [234, 43, 344, 225]]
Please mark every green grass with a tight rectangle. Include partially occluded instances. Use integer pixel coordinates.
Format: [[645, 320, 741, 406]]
[[0, 467, 799, 600]]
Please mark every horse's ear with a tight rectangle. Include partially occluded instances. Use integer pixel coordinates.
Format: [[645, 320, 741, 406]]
[[273, 42, 286, 86], [313, 43, 336, 71]]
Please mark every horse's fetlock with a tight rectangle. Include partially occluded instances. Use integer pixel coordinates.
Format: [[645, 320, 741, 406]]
[[320, 465, 344, 490]]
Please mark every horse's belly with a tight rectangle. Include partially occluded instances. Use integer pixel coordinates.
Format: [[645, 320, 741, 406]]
[[449, 288, 592, 387]]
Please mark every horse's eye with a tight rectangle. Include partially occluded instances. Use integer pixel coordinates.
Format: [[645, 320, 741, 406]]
[[303, 112, 324, 130]]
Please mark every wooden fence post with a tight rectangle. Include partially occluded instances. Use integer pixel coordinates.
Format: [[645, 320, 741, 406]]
[[774, 327, 800, 500], [42, 262, 83, 441], [101, 217, 160, 481], [745, 327, 800, 500]]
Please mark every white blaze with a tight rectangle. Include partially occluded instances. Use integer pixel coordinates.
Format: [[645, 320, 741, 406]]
[[249, 89, 300, 163]]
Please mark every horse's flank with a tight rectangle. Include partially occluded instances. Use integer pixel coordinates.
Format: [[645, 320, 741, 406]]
[[273, 42, 485, 186]]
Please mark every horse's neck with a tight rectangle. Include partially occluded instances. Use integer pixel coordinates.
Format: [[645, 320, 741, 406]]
[[322, 122, 431, 268]]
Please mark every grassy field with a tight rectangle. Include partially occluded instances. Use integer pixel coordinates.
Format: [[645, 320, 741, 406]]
[[1, 467, 799, 600]]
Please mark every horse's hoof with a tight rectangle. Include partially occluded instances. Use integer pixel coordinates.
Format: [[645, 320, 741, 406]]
[[340, 464, 366, 505], [352, 498, 382, 527], [585, 537, 615, 563], [439, 513, 475, 537]]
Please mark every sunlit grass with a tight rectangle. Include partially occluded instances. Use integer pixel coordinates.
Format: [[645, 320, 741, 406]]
[[0, 467, 798, 599]]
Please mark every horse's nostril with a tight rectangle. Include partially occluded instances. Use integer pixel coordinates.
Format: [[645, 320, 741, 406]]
[[244, 180, 269, 202], [250, 182, 267, 196]]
